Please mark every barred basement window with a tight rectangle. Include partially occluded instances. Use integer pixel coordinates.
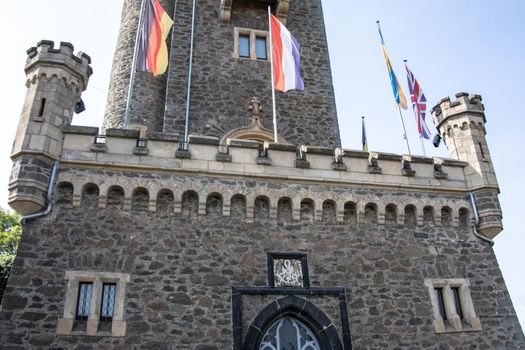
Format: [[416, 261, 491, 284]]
[[425, 278, 482, 333], [234, 27, 269, 61], [57, 271, 130, 337]]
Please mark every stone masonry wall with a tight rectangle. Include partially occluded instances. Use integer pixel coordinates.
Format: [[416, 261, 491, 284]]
[[162, 0, 341, 147], [1, 167, 524, 349]]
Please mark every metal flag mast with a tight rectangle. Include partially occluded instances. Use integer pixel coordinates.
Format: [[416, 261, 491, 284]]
[[268, 6, 279, 143], [124, 0, 147, 129], [376, 21, 411, 156], [182, 0, 197, 150]]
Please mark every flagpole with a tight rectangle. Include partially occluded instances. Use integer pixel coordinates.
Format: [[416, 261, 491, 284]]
[[183, 0, 197, 150], [361, 116, 368, 152], [124, 0, 147, 130], [376, 21, 411, 156], [268, 6, 278, 143], [419, 135, 426, 156], [396, 107, 411, 155]]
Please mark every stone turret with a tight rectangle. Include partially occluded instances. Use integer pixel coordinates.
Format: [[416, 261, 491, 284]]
[[9, 40, 92, 215], [432, 92, 502, 238]]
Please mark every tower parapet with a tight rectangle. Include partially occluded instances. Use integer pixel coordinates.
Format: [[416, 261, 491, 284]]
[[432, 92, 502, 238], [9, 40, 92, 215]]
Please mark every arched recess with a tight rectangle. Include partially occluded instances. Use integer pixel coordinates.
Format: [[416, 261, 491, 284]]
[[300, 199, 315, 222], [206, 192, 223, 216], [343, 201, 357, 224], [441, 206, 452, 227], [157, 189, 174, 213], [57, 182, 74, 206], [182, 190, 199, 218], [107, 185, 124, 210], [365, 203, 378, 225], [132, 187, 149, 212], [254, 195, 270, 222], [231, 194, 247, 219], [322, 200, 336, 224], [277, 197, 293, 225], [404, 205, 417, 228], [81, 183, 99, 208], [458, 207, 469, 227], [243, 296, 343, 350], [385, 204, 397, 226]]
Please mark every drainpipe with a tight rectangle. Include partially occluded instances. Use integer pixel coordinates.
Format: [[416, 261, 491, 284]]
[[20, 161, 60, 224], [468, 192, 494, 246]]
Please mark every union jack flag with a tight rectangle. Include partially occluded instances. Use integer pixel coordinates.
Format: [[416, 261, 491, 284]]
[[405, 63, 431, 139]]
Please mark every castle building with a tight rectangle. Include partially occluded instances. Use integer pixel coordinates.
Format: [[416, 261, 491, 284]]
[[1, 0, 524, 349]]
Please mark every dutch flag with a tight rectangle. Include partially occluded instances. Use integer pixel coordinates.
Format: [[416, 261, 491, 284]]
[[270, 15, 304, 92]]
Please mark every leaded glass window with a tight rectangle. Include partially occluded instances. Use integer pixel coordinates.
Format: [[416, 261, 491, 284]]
[[259, 316, 320, 350], [76, 282, 93, 321], [239, 34, 250, 58], [100, 283, 116, 322], [256, 37, 267, 60]]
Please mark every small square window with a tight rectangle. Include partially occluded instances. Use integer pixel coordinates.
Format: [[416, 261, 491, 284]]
[[76, 282, 92, 321], [239, 34, 250, 58], [425, 278, 481, 333], [255, 37, 267, 60], [58, 271, 130, 337], [234, 27, 269, 61]]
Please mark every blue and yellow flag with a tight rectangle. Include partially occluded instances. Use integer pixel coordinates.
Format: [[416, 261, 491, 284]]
[[377, 22, 408, 110]]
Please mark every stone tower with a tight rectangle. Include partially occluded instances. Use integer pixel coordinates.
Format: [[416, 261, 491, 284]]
[[104, 0, 341, 148], [1, 1, 524, 349], [8, 40, 92, 215], [432, 93, 502, 237]]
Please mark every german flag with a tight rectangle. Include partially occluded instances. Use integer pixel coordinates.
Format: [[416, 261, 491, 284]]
[[137, 0, 173, 76]]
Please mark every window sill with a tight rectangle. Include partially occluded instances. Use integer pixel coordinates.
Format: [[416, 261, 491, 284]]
[[57, 318, 126, 337], [434, 317, 482, 334]]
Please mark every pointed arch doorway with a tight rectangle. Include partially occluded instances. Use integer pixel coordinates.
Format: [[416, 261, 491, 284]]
[[259, 316, 321, 350]]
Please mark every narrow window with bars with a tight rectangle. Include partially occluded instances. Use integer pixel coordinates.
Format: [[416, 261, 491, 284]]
[[100, 283, 117, 322], [434, 287, 447, 320], [451, 287, 464, 319], [76, 282, 93, 321]]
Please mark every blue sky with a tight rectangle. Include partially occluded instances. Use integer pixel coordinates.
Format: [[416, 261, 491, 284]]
[[0, 0, 523, 330]]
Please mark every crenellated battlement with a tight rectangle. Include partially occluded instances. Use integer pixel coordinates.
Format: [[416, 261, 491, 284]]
[[431, 92, 485, 130], [60, 126, 469, 193], [25, 40, 92, 91]]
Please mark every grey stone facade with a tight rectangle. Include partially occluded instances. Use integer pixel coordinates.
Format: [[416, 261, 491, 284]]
[[104, 0, 341, 148], [1, 0, 524, 349], [1, 169, 524, 348]]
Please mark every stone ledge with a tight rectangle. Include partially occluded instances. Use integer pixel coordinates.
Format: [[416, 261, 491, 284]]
[[90, 144, 107, 153], [256, 157, 272, 166], [62, 125, 99, 135], [216, 153, 232, 162], [175, 149, 191, 159], [105, 129, 140, 138], [133, 147, 149, 156], [295, 159, 310, 169], [189, 135, 220, 145], [331, 162, 347, 171]]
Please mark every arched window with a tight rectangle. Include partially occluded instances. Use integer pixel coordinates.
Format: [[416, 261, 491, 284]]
[[259, 316, 320, 350]]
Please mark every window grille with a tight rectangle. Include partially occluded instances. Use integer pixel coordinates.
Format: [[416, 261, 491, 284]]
[[100, 283, 116, 322], [259, 316, 320, 350], [75, 282, 92, 321]]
